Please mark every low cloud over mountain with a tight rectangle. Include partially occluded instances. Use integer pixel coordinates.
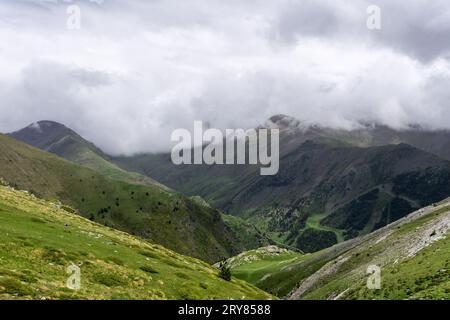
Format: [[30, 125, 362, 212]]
[[2, 1, 450, 154]]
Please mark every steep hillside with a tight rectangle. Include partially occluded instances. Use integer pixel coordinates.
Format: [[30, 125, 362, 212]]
[[0, 134, 245, 263], [114, 131, 450, 252], [225, 200, 449, 299], [221, 214, 272, 250], [0, 183, 273, 300], [9, 121, 167, 190], [289, 200, 450, 300], [13, 118, 450, 256]]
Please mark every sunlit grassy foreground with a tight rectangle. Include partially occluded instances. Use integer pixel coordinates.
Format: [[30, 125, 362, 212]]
[[0, 184, 274, 300]]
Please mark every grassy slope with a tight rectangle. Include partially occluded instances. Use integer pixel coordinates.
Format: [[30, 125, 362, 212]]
[[232, 253, 303, 284], [298, 205, 450, 300], [226, 202, 450, 299], [0, 134, 240, 263], [72, 146, 169, 191], [0, 184, 273, 300], [225, 246, 306, 297], [9, 124, 168, 190], [221, 214, 271, 250]]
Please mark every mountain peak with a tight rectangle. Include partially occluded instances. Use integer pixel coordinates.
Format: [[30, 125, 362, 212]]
[[9, 120, 85, 153], [263, 114, 308, 131], [24, 120, 67, 133], [36, 120, 66, 127]]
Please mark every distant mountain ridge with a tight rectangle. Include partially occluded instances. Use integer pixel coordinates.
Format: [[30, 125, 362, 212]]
[[109, 115, 450, 252], [8, 116, 450, 254], [8, 121, 168, 190], [9, 121, 103, 155], [0, 133, 254, 263], [262, 114, 450, 161]]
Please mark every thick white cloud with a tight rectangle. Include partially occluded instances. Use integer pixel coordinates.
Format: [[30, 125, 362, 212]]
[[1, 0, 450, 154]]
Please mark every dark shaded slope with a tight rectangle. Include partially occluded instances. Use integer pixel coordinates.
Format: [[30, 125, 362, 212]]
[[114, 136, 450, 251]]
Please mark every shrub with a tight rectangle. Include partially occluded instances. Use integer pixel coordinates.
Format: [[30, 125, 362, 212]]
[[218, 261, 231, 281]]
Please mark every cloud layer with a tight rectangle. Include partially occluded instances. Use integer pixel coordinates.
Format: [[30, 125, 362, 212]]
[[1, 0, 450, 154]]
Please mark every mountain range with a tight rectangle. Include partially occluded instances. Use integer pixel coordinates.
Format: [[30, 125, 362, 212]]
[[9, 121, 167, 189], [2, 114, 450, 300], [9, 116, 450, 253], [0, 131, 266, 263], [107, 115, 450, 252]]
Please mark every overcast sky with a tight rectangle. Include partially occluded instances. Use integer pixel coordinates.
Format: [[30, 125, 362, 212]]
[[1, 0, 450, 154]]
